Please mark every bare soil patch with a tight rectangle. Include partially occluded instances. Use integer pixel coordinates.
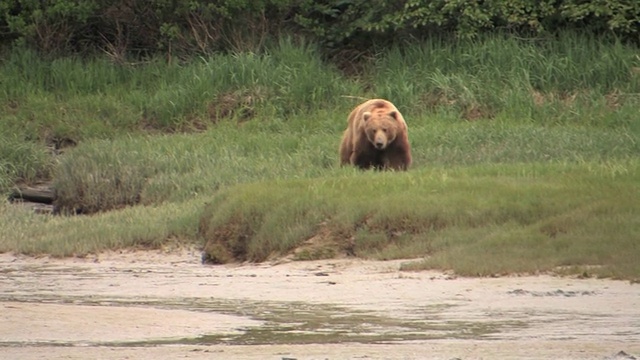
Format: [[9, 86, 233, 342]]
[[1, 248, 639, 359]]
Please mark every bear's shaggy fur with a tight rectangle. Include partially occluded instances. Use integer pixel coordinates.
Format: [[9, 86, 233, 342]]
[[339, 99, 412, 171]]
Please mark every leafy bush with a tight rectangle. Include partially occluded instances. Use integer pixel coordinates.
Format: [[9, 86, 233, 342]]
[[0, 0, 290, 55], [1, 1, 638, 55]]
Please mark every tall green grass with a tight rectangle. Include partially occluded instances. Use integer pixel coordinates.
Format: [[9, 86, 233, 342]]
[[52, 125, 338, 213], [0, 38, 360, 139], [0, 37, 359, 194], [371, 33, 639, 127], [0, 135, 54, 193], [2, 33, 637, 144], [51, 117, 638, 213]]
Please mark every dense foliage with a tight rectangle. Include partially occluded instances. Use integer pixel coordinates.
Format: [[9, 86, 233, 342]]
[[1, 0, 639, 55]]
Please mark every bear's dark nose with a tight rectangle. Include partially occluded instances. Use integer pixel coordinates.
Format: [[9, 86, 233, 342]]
[[375, 142, 384, 149]]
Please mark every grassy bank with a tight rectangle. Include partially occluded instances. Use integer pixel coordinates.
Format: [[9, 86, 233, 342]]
[[199, 163, 640, 279], [2, 161, 638, 280], [1, 33, 639, 279]]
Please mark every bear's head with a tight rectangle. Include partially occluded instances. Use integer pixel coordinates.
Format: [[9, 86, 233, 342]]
[[362, 110, 402, 150]]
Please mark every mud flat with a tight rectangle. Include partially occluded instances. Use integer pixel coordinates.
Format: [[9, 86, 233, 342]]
[[1, 249, 639, 359]]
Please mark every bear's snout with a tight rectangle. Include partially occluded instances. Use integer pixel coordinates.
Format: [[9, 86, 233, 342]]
[[374, 132, 387, 149]]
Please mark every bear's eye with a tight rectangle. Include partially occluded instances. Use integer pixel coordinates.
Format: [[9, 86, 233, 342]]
[[382, 128, 387, 132]]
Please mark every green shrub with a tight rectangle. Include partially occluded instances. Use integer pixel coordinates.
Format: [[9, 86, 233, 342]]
[[2, 1, 638, 55]]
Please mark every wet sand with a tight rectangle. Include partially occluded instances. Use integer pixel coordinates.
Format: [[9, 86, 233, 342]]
[[1, 249, 639, 359]]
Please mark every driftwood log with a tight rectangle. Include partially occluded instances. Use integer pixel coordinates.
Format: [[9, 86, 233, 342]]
[[9, 183, 55, 214], [10, 185, 55, 204]]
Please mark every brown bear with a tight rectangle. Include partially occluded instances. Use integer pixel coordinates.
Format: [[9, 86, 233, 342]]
[[339, 99, 412, 171]]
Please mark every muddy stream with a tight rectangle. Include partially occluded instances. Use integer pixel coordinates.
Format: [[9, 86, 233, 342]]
[[1, 248, 639, 359]]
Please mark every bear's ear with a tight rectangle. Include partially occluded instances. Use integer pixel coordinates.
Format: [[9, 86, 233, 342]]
[[389, 111, 398, 120], [363, 112, 372, 122]]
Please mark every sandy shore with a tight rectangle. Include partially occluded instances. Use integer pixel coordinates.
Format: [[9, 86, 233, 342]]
[[1, 248, 639, 359]]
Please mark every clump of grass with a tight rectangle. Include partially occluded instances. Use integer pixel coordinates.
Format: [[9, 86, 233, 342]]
[[53, 125, 339, 213], [199, 163, 640, 280], [401, 195, 640, 280], [0, 197, 205, 256], [0, 134, 54, 194]]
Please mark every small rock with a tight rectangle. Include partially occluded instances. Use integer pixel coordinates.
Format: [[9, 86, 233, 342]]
[[604, 350, 637, 360], [615, 350, 636, 359], [508, 288, 528, 295]]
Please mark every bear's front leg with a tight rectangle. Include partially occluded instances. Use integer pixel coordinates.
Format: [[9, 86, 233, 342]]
[[351, 148, 379, 170], [350, 150, 367, 169], [382, 147, 411, 171]]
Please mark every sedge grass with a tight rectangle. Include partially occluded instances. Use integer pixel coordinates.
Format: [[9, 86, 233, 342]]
[[0, 38, 359, 139], [51, 115, 639, 213], [0, 134, 54, 194], [370, 32, 640, 127], [52, 124, 340, 213], [0, 197, 206, 256], [2, 33, 637, 144]]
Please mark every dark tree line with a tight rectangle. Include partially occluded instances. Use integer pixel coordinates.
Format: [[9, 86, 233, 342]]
[[1, 0, 638, 56]]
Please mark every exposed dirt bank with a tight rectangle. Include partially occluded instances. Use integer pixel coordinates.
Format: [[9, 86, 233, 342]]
[[1, 248, 639, 359]]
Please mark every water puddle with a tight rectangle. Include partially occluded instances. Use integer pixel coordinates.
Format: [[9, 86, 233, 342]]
[[0, 294, 525, 347]]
